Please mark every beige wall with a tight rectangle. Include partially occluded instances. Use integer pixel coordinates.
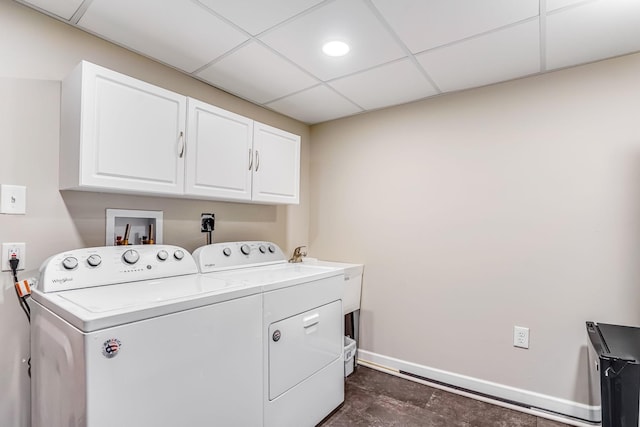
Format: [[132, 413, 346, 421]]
[[0, 1, 309, 425], [5, 0, 640, 422], [310, 52, 640, 406]]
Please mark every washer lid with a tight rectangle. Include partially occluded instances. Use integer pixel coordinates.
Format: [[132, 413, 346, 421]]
[[59, 276, 208, 312], [32, 273, 263, 332]]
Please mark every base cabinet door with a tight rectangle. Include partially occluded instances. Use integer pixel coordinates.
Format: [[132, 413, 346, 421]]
[[60, 61, 187, 195], [185, 98, 253, 201], [252, 122, 300, 204]]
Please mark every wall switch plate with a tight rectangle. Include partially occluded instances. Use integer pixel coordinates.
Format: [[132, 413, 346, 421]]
[[2, 242, 26, 271], [513, 326, 530, 349], [0, 184, 27, 214]]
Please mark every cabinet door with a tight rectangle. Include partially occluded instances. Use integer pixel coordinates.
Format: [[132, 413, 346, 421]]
[[185, 98, 253, 201], [63, 61, 186, 195], [252, 122, 300, 204]]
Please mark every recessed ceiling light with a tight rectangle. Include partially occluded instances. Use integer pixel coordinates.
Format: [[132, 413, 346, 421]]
[[322, 41, 350, 57]]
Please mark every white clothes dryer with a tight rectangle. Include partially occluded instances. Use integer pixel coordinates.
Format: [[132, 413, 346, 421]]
[[193, 241, 345, 427], [31, 245, 263, 427]]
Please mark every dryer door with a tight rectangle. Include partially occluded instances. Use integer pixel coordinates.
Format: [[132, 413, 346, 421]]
[[268, 300, 342, 400]]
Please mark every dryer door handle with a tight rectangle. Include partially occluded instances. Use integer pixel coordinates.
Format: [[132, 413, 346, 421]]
[[303, 313, 320, 328]]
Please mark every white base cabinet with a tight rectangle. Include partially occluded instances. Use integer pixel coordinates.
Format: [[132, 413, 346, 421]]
[[60, 61, 300, 205]]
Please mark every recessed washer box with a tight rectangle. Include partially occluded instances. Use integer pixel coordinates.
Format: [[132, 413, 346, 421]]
[[105, 209, 163, 246]]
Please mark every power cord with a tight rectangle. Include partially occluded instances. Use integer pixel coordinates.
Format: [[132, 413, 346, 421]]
[[10, 255, 31, 377], [10, 256, 30, 322]]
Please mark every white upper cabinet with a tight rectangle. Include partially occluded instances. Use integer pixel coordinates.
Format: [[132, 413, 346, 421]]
[[185, 98, 253, 201], [60, 61, 187, 196], [60, 61, 300, 204], [252, 122, 300, 204], [185, 100, 300, 204]]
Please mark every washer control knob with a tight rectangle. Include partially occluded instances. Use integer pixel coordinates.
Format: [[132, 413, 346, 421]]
[[268, 244, 276, 253], [222, 247, 232, 257], [157, 250, 168, 261], [86, 255, 102, 267], [241, 244, 250, 255], [173, 250, 185, 260], [259, 245, 266, 254], [62, 257, 78, 270], [122, 249, 140, 265]]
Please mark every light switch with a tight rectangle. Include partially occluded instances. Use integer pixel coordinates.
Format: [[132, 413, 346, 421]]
[[0, 184, 27, 214]]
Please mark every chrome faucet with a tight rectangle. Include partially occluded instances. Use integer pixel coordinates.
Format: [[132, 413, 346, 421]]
[[288, 246, 307, 263]]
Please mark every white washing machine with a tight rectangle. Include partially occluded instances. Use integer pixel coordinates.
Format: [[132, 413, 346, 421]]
[[31, 245, 264, 427], [193, 241, 345, 427]]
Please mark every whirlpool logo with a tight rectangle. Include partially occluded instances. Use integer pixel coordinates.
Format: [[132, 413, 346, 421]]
[[102, 338, 122, 359], [52, 277, 73, 284]]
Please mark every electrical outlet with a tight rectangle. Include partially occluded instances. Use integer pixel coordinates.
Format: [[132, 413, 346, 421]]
[[513, 326, 529, 349], [201, 213, 215, 232], [2, 242, 26, 271]]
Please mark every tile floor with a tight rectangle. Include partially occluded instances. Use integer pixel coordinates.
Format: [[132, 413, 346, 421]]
[[320, 365, 573, 427]]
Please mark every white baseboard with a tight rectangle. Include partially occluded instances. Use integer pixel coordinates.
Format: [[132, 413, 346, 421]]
[[357, 350, 600, 426]]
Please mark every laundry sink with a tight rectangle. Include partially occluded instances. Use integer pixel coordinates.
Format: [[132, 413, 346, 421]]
[[302, 258, 363, 314]]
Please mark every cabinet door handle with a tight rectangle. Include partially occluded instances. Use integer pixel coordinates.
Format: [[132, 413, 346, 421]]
[[255, 150, 260, 172], [248, 148, 253, 170], [178, 131, 185, 158]]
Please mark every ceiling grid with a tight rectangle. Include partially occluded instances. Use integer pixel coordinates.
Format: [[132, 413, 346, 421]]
[[15, 0, 640, 124]]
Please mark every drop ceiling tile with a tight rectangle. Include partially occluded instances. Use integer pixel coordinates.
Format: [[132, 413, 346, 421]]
[[260, 0, 406, 81], [266, 86, 362, 124], [329, 59, 438, 110], [372, 0, 539, 53], [17, 0, 83, 20], [196, 0, 325, 35], [546, 0, 590, 12], [546, 0, 640, 70], [417, 20, 540, 93], [197, 42, 319, 104], [78, 0, 249, 73]]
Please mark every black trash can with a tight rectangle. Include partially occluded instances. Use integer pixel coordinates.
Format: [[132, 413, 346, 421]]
[[587, 321, 640, 427]]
